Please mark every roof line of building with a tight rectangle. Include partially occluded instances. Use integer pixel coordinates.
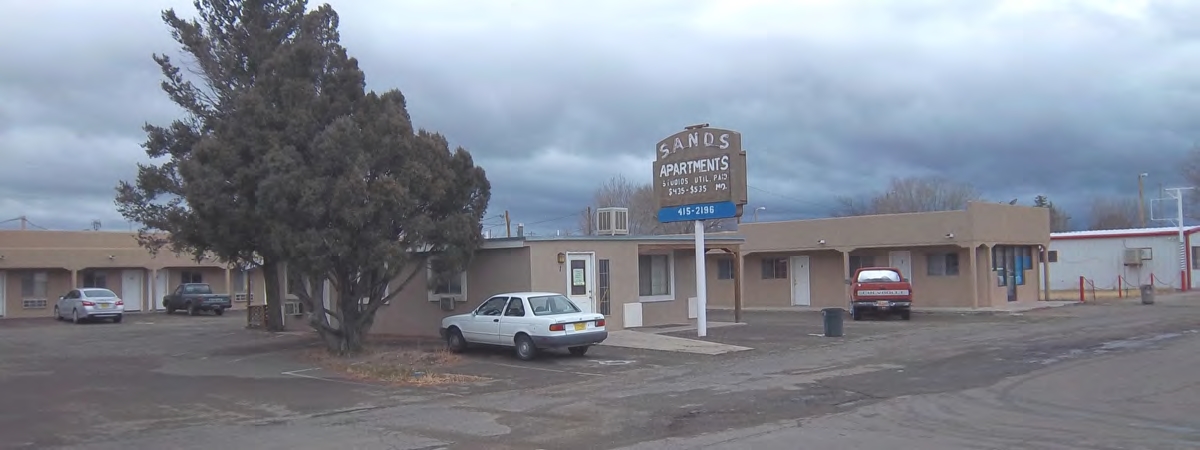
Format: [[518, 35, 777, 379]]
[[1051, 226, 1200, 240]]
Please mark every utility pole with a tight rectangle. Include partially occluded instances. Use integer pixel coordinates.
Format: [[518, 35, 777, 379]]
[[504, 210, 511, 238], [1164, 187, 1194, 291], [585, 206, 592, 235], [1138, 173, 1148, 228]]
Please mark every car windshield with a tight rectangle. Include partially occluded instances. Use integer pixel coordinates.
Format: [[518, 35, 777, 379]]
[[83, 289, 118, 298], [857, 270, 902, 283], [527, 294, 582, 316], [184, 284, 212, 294]]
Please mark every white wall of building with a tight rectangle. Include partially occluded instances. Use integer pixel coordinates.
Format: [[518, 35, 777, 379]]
[[1047, 234, 1189, 291]]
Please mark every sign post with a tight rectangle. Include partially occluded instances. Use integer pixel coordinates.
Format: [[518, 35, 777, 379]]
[[653, 125, 748, 337]]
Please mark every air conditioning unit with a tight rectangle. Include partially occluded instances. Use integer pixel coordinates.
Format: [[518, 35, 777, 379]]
[[439, 297, 456, 311], [596, 207, 630, 236], [284, 301, 304, 316]]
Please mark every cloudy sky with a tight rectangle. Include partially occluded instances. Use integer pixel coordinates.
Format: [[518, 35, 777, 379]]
[[2, 0, 1198, 234]]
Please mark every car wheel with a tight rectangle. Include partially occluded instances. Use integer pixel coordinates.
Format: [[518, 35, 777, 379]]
[[165, 305, 175, 314], [213, 308, 224, 316], [112, 315, 123, 324], [72, 309, 82, 324], [187, 303, 198, 316], [568, 346, 589, 356], [54, 306, 61, 321], [446, 328, 467, 353], [514, 335, 537, 361], [851, 308, 862, 321], [900, 310, 911, 321]]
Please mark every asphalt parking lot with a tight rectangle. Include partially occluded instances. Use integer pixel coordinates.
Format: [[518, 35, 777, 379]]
[[664, 308, 1064, 352], [0, 311, 700, 448]]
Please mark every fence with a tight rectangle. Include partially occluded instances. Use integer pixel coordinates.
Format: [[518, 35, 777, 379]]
[[1049, 273, 1177, 302]]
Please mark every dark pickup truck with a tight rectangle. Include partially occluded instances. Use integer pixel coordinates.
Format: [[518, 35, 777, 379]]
[[163, 283, 232, 316]]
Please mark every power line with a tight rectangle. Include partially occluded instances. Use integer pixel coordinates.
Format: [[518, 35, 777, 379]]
[[523, 210, 585, 226], [747, 185, 838, 211]]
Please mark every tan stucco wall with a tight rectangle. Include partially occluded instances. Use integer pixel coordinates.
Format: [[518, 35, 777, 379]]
[[0, 231, 232, 318], [724, 203, 1050, 310], [3, 269, 71, 318], [369, 246, 533, 338]]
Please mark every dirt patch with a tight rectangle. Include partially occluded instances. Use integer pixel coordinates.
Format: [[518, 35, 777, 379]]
[[304, 343, 487, 387]]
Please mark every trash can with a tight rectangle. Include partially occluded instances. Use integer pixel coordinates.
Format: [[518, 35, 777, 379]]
[[822, 307, 845, 337], [1140, 284, 1154, 305]]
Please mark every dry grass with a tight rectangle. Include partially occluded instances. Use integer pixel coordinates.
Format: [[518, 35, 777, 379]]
[[303, 342, 487, 387]]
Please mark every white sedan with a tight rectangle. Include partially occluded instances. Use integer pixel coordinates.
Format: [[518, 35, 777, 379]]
[[441, 291, 608, 361], [54, 288, 125, 324]]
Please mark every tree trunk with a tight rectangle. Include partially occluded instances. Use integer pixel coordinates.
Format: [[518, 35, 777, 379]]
[[261, 260, 286, 332], [316, 325, 366, 356]]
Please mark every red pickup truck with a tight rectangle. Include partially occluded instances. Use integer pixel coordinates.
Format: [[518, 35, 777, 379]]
[[850, 267, 912, 321]]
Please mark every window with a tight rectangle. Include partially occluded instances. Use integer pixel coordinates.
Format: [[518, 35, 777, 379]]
[[761, 258, 787, 279], [857, 269, 901, 283], [181, 271, 203, 284], [427, 259, 467, 301], [638, 254, 672, 299], [848, 255, 874, 273], [503, 298, 526, 317], [1193, 247, 1200, 270], [569, 259, 588, 296], [232, 270, 247, 293], [21, 272, 47, 299], [993, 245, 1033, 286], [82, 289, 118, 298], [598, 259, 611, 315], [717, 257, 734, 280], [475, 296, 507, 316], [82, 271, 107, 288], [528, 294, 582, 316], [926, 253, 960, 276]]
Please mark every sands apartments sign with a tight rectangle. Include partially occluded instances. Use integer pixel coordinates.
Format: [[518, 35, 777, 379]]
[[652, 126, 748, 223]]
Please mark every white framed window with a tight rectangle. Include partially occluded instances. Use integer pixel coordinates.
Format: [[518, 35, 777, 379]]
[[926, 252, 960, 276], [427, 260, 467, 302], [638, 253, 674, 302], [716, 257, 734, 280], [21, 271, 47, 300], [761, 258, 787, 279], [82, 271, 108, 288]]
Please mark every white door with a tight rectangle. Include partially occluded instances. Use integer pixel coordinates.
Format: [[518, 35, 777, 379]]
[[154, 269, 169, 310], [122, 270, 144, 311], [889, 251, 912, 283], [565, 253, 596, 314], [790, 256, 811, 306], [0, 271, 6, 317]]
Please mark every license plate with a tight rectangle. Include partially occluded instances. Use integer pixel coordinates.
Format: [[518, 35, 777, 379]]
[[573, 322, 586, 331], [99, 303, 112, 309], [875, 301, 889, 307]]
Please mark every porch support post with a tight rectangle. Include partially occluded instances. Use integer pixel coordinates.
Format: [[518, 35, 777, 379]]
[[733, 247, 743, 324], [70, 269, 78, 288], [1042, 243, 1051, 301], [840, 248, 853, 307], [149, 269, 158, 310], [968, 245, 979, 309], [224, 267, 232, 300], [984, 244, 995, 308]]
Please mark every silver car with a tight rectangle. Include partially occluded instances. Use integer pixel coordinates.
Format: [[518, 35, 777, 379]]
[[54, 288, 125, 324]]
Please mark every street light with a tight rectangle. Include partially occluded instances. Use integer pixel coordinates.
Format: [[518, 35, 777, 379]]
[[754, 206, 767, 222]]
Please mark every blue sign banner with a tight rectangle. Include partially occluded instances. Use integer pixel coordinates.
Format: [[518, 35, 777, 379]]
[[658, 201, 738, 223]]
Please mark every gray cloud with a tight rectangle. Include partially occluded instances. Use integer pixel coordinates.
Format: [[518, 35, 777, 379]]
[[2, 0, 1199, 233]]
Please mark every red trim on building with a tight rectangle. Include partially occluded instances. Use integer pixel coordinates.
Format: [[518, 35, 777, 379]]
[[1052, 228, 1200, 241]]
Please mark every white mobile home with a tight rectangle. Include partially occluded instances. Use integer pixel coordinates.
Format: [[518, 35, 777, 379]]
[[1047, 226, 1200, 292]]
